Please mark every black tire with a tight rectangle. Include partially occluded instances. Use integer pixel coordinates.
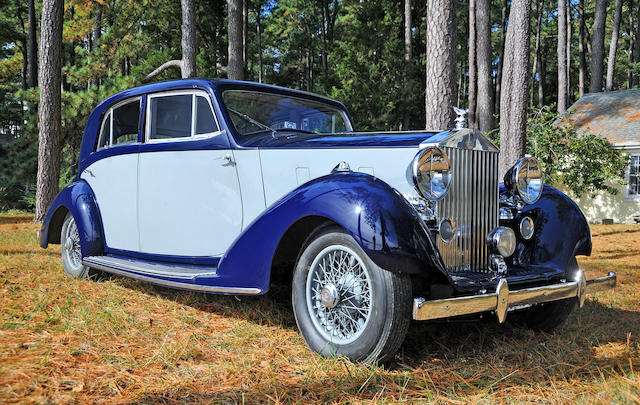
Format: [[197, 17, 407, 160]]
[[292, 226, 412, 363], [60, 212, 91, 279], [510, 257, 579, 332]]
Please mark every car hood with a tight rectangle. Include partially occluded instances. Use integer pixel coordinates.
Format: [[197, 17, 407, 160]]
[[240, 130, 446, 148]]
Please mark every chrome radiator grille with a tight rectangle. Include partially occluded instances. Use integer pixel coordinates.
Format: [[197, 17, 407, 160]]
[[437, 147, 499, 273]]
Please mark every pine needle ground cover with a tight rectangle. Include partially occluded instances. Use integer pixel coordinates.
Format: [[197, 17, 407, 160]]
[[0, 215, 638, 404]]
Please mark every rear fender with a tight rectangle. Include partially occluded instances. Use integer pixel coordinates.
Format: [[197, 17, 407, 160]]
[[39, 180, 105, 258]]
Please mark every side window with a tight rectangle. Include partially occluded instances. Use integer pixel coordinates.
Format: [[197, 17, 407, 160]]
[[149, 94, 192, 140], [95, 98, 140, 150], [195, 96, 219, 135], [112, 100, 140, 145], [97, 112, 111, 150]]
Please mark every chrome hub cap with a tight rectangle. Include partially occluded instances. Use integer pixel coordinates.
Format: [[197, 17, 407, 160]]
[[305, 245, 372, 344], [320, 284, 340, 308]]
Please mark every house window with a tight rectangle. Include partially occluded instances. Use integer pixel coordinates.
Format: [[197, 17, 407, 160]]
[[629, 155, 640, 197]]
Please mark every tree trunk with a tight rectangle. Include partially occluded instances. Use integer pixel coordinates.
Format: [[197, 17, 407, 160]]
[[566, 0, 571, 102], [538, 40, 545, 106], [495, 0, 508, 114], [476, 0, 494, 131], [499, 0, 530, 178], [35, 0, 63, 223], [227, 0, 244, 80], [557, 0, 567, 112], [257, 4, 263, 83], [634, 0, 640, 86], [425, 0, 457, 130], [530, 0, 542, 107], [606, 0, 623, 91], [403, 0, 412, 130], [589, 0, 608, 92], [578, 0, 587, 96], [28, 0, 37, 88], [90, 2, 102, 88], [405, 0, 412, 61], [242, 0, 248, 67], [628, 0, 634, 88], [181, 0, 197, 78], [468, 0, 477, 128]]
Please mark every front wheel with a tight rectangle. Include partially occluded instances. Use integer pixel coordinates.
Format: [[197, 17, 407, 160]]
[[509, 257, 579, 332], [60, 212, 90, 279], [292, 226, 412, 363]]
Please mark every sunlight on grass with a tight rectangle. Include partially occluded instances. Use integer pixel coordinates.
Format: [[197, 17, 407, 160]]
[[0, 215, 638, 403]]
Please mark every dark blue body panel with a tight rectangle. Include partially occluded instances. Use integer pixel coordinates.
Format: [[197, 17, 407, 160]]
[[39, 180, 105, 258], [216, 172, 448, 293], [513, 184, 591, 270]]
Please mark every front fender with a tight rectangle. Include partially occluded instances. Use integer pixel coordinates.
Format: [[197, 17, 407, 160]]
[[511, 184, 592, 272], [39, 180, 105, 258], [217, 172, 445, 292]]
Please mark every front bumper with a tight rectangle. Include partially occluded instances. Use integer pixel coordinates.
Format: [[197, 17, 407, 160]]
[[413, 269, 616, 322]]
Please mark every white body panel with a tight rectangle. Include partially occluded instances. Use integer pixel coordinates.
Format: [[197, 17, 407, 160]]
[[137, 150, 243, 256], [81, 154, 140, 251], [259, 148, 420, 206], [232, 150, 267, 228]]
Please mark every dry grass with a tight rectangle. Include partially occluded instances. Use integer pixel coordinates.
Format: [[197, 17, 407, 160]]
[[0, 215, 638, 404]]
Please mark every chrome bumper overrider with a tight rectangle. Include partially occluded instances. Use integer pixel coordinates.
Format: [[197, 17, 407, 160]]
[[413, 269, 617, 322]]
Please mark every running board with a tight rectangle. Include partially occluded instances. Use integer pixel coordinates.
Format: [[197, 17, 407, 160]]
[[83, 255, 217, 279], [82, 256, 261, 295]]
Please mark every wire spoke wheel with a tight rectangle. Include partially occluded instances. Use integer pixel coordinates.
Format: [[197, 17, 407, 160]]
[[305, 245, 372, 344], [60, 213, 89, 278]]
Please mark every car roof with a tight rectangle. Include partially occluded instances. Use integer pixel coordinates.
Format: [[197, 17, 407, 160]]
[[97, 78, 344, 110]]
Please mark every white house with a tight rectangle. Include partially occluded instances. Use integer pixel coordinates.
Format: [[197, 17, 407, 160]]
[[562, 89, 640, 224]]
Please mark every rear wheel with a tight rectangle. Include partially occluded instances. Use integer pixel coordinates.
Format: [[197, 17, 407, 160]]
[[292, 226, 412, 363], [510, 257, 579, 332], [60, 212, 90, 279]]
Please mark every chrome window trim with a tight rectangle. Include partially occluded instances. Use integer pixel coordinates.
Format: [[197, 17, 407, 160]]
[[145, 89, 223, 144]]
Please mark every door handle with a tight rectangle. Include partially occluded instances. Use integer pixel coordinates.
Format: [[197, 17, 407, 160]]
[[217, 154, 236, 166]]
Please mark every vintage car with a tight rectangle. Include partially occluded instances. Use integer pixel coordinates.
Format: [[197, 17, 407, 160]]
[[40, 79, 616, 363]]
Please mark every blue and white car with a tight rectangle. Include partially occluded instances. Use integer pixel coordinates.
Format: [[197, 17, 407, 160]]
[[40, 79, 616, 363]]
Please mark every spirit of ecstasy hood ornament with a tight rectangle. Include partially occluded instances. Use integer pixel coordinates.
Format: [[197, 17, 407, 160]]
[[452, 106, 468, 129]]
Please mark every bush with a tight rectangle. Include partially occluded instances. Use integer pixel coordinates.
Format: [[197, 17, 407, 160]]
[[526, 107, 627, 198]]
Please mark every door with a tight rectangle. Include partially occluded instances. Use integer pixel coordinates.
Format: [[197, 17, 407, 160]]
[[137, 91, 243, 257], [81, 97, 141, 252]]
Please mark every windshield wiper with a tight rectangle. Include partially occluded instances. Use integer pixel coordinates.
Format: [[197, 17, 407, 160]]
[[228, 108, 274, 133]]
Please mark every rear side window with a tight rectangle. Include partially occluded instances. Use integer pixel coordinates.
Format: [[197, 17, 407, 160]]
[[96, 98, 141, 150], [113, 100, 140, 145], [146, 92, 219, 141]]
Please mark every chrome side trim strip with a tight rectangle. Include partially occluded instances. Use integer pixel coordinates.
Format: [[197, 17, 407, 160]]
[[413, 270, 616, 322], [82, 257, 261, 295]]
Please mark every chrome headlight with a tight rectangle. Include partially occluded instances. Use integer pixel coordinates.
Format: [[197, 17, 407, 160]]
[[487, 227, 517, 257], [504, 157, 543, 205], [412, 147, 452, 201]]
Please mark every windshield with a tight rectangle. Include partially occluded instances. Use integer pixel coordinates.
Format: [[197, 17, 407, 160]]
[[221, 90, 352, 137]]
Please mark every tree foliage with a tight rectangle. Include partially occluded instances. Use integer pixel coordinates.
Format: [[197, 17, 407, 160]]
[[0, 0, 636, 211], [526, 107, 627, 198]]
